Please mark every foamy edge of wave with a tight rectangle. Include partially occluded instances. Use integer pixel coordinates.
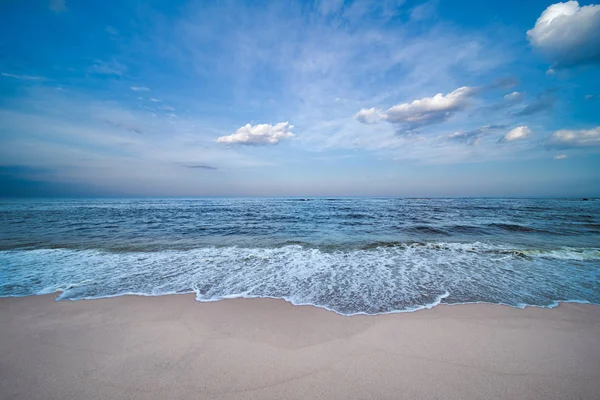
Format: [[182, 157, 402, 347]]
[[13, 289, 597, 317]]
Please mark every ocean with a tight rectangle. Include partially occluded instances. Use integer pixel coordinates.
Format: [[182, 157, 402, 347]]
[[0, 197, 599, 315]]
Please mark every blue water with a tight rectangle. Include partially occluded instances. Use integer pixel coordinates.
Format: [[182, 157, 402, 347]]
[[1, 197, 599, 315]]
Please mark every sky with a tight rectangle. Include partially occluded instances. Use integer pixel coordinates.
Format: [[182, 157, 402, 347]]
[[0, 0, 599, 197]]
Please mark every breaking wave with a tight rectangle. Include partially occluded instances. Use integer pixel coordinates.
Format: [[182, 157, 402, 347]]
[[1, 242, 599, 315]]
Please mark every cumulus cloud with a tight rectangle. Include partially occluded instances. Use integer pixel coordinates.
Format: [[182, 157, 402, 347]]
[[527, 1, 600, 68], [216, 122, 295, 145], [355, 86, 476, 129], [131, 86, 150, 91], [386, 86, 475, 124], [554, 154, 568, 159], [547, 127, 600, 147], [500, 126, 533, 142], [448, 124, 507, 145]]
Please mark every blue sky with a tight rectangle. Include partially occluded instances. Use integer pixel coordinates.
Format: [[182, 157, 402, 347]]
[[0, 0, 599, 197]]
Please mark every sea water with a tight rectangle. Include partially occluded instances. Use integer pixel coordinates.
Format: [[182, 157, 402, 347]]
[[1, 197, 598, 315]]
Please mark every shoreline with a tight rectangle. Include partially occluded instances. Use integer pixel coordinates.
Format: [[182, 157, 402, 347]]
[[2, 294, 600, 399], [3, 290, 599, 316]]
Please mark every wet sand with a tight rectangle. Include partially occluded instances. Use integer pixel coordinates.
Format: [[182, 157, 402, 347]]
[[1, 294, 599, 399]]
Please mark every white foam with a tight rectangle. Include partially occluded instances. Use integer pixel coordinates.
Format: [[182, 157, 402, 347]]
[[1, 244, 599, 315]]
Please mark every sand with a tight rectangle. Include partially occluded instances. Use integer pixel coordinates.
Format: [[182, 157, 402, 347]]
[[1, 295, 599, 400]]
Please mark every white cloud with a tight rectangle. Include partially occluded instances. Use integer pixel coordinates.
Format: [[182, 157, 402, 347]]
[[354, 108, 384, 124], [554, 154, 568, 159], [149, 98, 160, 102], [355, 86, 476, 128], [502, 126, 532, 141], [1, 72, 46, 81], [216, 122, 295, 145], [527, 1, 600, 68], [386, 86, 475, 124], [504, 91, 523, 102], [131, 86, 150, 91], [547, 127, 600, 147]]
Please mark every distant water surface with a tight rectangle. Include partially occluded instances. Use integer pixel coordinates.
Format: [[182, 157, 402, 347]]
[[1, 197, 599, 315]]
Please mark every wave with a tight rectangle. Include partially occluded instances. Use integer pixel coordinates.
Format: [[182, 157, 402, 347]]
[[1, 243, 599, 315], [406, 226, 450, 235], [487, 223, 540, 233]]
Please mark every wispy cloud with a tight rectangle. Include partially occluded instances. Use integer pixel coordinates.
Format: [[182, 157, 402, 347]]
[[547, 127, 600, 148], [88, 60, 127, 76], [513, 92, 555, 116], [49, 0, 67, 13], [448, 124, 507, 145], [184, 164, 218, 170], [105, 26, 118, 36], [0, 87, 274, 194], [1, 72, 46, 81], [410, 0, 438, 22]]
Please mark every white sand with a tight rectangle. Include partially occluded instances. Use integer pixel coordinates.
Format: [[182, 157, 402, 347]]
[[1, 294, 599, 399]]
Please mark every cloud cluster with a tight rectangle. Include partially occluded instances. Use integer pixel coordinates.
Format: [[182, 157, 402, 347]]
[[547, 127, 600, 147], [217, 122, 295, 145], [355, 86, 476, 128], [527, 1, 600, 68]]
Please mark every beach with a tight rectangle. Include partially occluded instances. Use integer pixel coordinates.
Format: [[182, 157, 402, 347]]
[[1, 295, 599, 400]]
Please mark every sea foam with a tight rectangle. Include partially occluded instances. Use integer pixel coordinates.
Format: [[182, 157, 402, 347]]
[[1, 243, 599, 315]]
